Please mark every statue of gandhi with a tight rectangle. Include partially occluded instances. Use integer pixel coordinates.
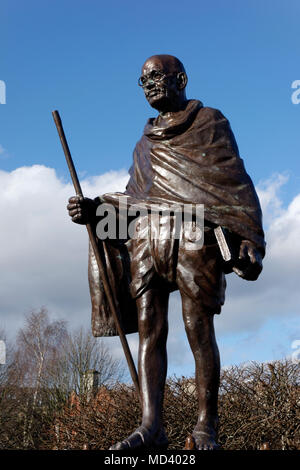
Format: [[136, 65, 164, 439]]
[[67, 55, 265, 450]]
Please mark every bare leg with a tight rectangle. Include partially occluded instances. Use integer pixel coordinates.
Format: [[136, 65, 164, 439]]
[[110, 285, 169, 449], [181, 292, 220, 450], [138, 286, 169, 432]]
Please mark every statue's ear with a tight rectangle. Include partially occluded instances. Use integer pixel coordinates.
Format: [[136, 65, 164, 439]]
[[177, 72, 188, 90]]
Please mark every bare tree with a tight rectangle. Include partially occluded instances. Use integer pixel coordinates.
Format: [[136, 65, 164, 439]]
[[218, 360, 300, 449], [14, 307, 68, 447], [1, 319, 299, 451], [53, 327, 125, 398], [0, 309, 126, 449], [0, 326, 18, 448], [46, 328, 125, 449], [47, 360, 300, 450]]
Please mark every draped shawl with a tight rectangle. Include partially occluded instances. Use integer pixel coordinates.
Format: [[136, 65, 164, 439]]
[[90, 100, 265, 336]]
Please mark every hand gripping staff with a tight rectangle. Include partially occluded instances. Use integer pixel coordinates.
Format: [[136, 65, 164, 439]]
[[52, 110, 140, 400]]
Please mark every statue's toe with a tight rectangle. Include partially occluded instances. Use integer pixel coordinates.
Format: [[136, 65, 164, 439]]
[[109, 440, 130, 450], [109, 426, 168, 450], [192, 431, 219, 451]]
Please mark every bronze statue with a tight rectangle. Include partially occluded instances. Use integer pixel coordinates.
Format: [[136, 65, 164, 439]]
[[67, 55, 265, 450]]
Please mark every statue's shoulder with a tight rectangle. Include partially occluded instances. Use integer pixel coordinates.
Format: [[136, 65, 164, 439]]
[[197, 105, 227, 122]]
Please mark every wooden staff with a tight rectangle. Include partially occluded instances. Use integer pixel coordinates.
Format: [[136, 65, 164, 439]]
[[52, 110, 140, 399]]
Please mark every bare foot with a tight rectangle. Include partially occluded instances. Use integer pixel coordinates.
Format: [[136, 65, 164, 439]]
[[192, 424, 219, 450], [109, 426, 168, 450]]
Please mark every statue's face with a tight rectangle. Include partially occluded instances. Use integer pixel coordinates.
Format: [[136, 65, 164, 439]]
[[139, 57, 183, 112]]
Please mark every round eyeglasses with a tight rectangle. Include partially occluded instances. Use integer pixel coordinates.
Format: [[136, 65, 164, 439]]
[[138, 71, 177, 88]]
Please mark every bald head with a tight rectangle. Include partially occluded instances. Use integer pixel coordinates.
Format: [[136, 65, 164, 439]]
[[142, 55, 187, 76], [140, 55, 188, 114]]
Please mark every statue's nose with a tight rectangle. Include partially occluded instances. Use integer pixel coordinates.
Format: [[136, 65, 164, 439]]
[[144, 79, 156, 90]]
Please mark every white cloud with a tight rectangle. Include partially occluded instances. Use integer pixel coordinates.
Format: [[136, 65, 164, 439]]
[[0, 167, 299, 373], [256, 173, 289, 226], [212, 174, 300, 366], [217, 174, 300, 332], [0, 165, 129, 335]]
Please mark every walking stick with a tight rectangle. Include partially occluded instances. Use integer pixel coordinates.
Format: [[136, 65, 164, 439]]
[[52, 110, 140, 400]]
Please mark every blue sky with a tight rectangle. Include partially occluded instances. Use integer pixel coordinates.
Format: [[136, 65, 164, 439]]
[[0, 0, 299, 376], [1, 0, 299, 192]]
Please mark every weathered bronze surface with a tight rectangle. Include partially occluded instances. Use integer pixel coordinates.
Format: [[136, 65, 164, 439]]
[[67, 55, 265, 450]]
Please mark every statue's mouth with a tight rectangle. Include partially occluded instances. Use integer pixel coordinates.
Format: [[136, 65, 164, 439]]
[[146, 88, 165, 99]]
